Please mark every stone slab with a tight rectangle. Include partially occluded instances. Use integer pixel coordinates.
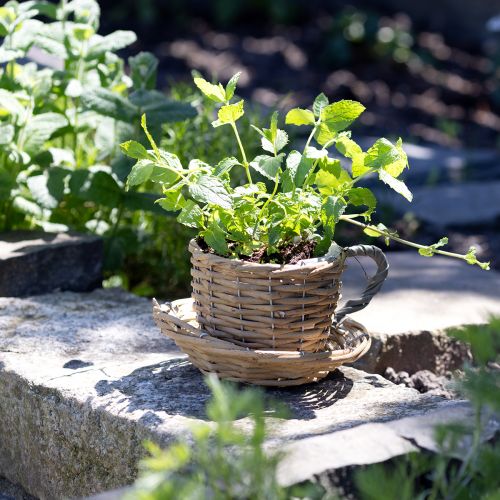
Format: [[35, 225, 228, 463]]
[[341, 251, 500, 373], [0, 231, 103, 297], [0, 288, 463, 499], [373, 180, 500, 228]]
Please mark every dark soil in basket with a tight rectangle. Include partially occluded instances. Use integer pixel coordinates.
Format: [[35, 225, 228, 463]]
[[196, 237, 317, 265]]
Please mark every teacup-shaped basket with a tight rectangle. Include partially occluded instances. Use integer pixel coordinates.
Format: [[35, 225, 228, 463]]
[[153, 239, 389, 386]]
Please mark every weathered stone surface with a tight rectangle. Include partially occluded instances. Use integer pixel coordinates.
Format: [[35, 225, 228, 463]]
[[341, 251, 500, 374], [374, 181, 500, 228], [0, 288, 463, 500], [0, 231, 102, 297]]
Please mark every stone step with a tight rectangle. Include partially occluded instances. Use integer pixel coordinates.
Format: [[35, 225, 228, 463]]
[[0, 287, 484, 499], [341, 251, 500, 374], [373, 180, 500, 228], [0, 231, 102, 297]]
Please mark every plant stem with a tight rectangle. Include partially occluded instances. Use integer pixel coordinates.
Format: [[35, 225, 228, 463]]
[[303, 123, 318, 152], [339, 216, 474, 263], [230, 121, 252, 183], [252, 172, 279, 237]]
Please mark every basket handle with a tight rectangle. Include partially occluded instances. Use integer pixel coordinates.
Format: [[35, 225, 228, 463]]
[[334, 245, 389, 324]]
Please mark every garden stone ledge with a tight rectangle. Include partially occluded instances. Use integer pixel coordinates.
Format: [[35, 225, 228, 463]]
[[0, 287, 485, 499], [343, 251, 500, 374], [0, 231, 103, 297]]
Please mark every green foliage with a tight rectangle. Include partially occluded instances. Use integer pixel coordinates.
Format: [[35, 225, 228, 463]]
[[0, 0, 197, 296], [356, 317, 500, 499], [128, 375, 323, 500], [123, 73, 488, 269]]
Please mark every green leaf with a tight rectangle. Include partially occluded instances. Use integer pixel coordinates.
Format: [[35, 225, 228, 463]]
[[23, 113, 68, 155], [203, 220, 229, 255], [378, 169, 413, 202], [313, 93, 329, 117], [347, 187, 376, 216], [323, 195, 347, 223], [12, 195, 42, 217], [122, 191, 165, 214], [215, 157, 240, 176], [314, 168, 352, 196], [249, 154, 283, 180], [87, 30, 137, 58], [193, 76, 226, 103], [127, 160, 154, 187], [214, 100, 244, 126], [0, 90, 25, 116], [352, 152, 370, 178], [0, 123, 14, 145], [418, 237, 449, 257], [157, 188, 186, 211], [285, 108, 315, 126], [188, 175, 232, 209], [120, 140, 150, 160], [129, 52, 158, 90], [464, 246, 490, 270], [363, 223, 398, 245], [177, 200, 204, 228], [335, 133, 362, 158], [141, 114, 160, 159], [365, 138, 408, 178], [79, 170, 122, 207], [27, 174, 58, 209], [321, 100, 365, 132], [129, 90, 196, 123], [225, 72, 241, 101], [81, 88, 136, 122]]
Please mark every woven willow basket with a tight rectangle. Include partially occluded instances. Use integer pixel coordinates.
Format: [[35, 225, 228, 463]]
[[152, 240, 389, 386], [153, 298, 371, 386]]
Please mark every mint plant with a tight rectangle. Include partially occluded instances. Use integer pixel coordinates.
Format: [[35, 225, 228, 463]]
[[122, 72, 489, 270], [0, 0, 195, 234]]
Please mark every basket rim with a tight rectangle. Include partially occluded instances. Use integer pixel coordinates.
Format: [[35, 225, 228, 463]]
[[153, 298, 371, 362], [189, 238, 346, 274]]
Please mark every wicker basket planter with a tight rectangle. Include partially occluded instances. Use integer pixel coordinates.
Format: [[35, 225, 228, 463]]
[[153, 239, 389, 386]]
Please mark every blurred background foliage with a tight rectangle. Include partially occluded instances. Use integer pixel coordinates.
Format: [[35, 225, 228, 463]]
[[1, 0, 500, 298]]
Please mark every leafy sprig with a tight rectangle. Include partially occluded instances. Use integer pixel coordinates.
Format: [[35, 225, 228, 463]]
[[122, 72, 489, 270]]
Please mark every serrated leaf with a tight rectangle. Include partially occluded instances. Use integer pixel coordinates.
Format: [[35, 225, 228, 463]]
[[321, 100, 365, 132], [193, 76, 226, 103], [177, 200, 204, 228], [249, 154, 283, 180], [87, 30, 137, 58], [157, 188, 186, 211], [129, 51, 158, 90], [323, 195, 347, 223], [348, 187, 376, 216], [304, 146, 328, 159], [188, 175, 232, 209], [215, 157, 240, 176], [126, 160, 154, 187], [313, 93, 329, 117], [318, 157, 342, 176], [225, 72, 241, 101], [23, 113, 68, 155], [378, 169, 413, 202], [314, 168, 352, 196], [352, 152, 370, 178], [335, 133, 362, 158], [203, 220, 228, 255], [285, 108, 315, 126], [81, 88, 136, 122], [365, 137, 408, 178], [216, 100, 244, 125], [120, 140, 150, 160]]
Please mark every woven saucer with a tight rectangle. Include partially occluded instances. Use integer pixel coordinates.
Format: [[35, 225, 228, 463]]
[[153, 298, 371, 387]]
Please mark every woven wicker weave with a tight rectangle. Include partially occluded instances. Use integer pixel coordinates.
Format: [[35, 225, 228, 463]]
[[190, 239, 347, 352], [153, 298, 371, 386]]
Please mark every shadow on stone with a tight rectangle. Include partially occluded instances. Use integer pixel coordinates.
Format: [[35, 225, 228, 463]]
[[269, 370, 354, 420], [94, 360, 354, 422]]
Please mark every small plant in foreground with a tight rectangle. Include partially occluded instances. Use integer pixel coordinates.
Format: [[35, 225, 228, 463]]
[[127, 375, 322, 500], [355, 317, 500, 500], [122, 72, 489, 269]]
